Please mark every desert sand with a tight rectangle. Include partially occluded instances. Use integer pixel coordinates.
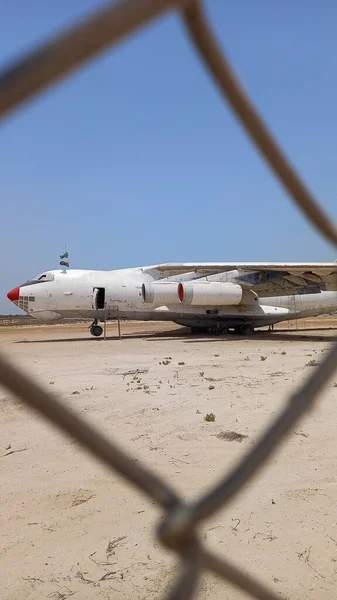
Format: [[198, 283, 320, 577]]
[[1, 318, 337, 599]]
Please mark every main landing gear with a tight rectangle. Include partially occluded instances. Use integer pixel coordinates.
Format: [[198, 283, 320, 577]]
[[190, 323, 255, 336], [208, 324, 230, 336], [209, 324, 254, 336], [90, 319, 103, 337], [234, 324, 254, 336]]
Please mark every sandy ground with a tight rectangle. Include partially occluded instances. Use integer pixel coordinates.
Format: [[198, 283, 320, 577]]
[[1, 319, 337, 599]]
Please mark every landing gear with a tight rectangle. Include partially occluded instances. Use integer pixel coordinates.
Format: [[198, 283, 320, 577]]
[[209, 324, 229, 336], [190, 323, 254, 336], [91, 325, 103, 337], [89, 319, 103, 337], [238, 323, 254, 336]]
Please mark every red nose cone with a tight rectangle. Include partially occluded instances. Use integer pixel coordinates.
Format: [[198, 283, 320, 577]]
[[7, 286, 20, 302]]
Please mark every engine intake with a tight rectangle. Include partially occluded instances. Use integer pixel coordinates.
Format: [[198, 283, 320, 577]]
[[178, 282, 243, 306], [142, 282, 179, 305]]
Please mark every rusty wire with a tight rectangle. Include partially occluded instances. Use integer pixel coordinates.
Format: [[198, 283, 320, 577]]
[[1, 1, 337, 599]]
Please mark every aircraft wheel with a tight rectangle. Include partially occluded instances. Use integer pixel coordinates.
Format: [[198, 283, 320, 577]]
[[239, 324, 254, 336], [209, 325, 229, 336], [90, 325, 103, 337]]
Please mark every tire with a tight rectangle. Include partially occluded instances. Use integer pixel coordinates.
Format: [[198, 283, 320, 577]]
[[209, 325, 229, 336], [239, 324, 254, 336], [91, 325, 103, 337]]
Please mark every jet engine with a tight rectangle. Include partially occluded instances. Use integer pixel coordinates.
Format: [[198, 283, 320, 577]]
[[178, 282, 243, 306], [142, 282, 179, 304]]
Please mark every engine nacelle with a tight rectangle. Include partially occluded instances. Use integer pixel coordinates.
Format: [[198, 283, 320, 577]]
[[142, 282, 179, 305], [178, 282, 243, 306]]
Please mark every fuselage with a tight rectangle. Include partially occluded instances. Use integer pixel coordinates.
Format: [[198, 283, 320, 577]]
[[6, 266, 337, 331]]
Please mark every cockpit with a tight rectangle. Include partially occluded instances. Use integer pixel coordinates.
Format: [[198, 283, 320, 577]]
[[31, 272, 55, 282], [20, 272, 56, 288]]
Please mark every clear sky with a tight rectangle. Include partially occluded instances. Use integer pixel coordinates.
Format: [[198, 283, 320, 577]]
[[1, 1, 337, 314]]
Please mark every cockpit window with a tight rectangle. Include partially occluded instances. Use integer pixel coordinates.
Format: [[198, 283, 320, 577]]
[[20, 271, 55, 290], [23, 272, 55, 285], [31, 272, 55, 282]]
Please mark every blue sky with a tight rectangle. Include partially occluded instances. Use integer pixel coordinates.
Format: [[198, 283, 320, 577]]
[[1, 1, 337, 313]]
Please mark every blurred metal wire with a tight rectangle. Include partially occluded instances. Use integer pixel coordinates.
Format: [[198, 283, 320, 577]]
[[1, 1, 336, 599]]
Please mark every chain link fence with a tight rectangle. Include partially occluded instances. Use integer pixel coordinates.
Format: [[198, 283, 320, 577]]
[[1, 2, 337, 599]]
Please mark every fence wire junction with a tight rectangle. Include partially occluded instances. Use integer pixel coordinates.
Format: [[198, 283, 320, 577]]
[[1, 2, 337, 599]]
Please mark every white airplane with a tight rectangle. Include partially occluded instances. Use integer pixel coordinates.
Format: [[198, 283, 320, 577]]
[[6, 262, 337, 337]]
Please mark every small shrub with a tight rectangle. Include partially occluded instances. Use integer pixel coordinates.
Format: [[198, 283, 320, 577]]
[[281, 351, 287, 355], [217, 431, 248, 443], [209, 385, 215, 390], [306, 359, 318, 367], [204, 413, 216, 422], [199, 371, 205, 377], [178, 362, 185, 365], [260, 356, 267, 361]]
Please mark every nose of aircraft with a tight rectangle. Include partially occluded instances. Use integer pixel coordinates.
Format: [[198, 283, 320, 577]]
[[7, 286, 20, 303]]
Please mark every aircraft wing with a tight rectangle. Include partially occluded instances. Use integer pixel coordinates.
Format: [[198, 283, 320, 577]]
[[145, 262, 337, 297]]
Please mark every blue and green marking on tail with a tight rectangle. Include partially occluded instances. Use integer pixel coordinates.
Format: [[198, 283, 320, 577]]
[[60, 250, 69, 267]]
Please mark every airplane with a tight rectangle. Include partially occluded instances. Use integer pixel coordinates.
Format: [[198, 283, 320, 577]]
[[6, 261, 337, 337]]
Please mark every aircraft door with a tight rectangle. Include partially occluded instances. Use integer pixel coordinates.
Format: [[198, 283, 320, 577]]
[[93, 287, 106, 310]]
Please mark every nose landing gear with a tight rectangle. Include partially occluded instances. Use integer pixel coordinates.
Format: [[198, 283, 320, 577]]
[[89, 319, 103, 337]]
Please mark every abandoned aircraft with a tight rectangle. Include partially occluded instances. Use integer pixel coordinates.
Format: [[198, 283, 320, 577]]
[[6, 262, 337, 336]]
